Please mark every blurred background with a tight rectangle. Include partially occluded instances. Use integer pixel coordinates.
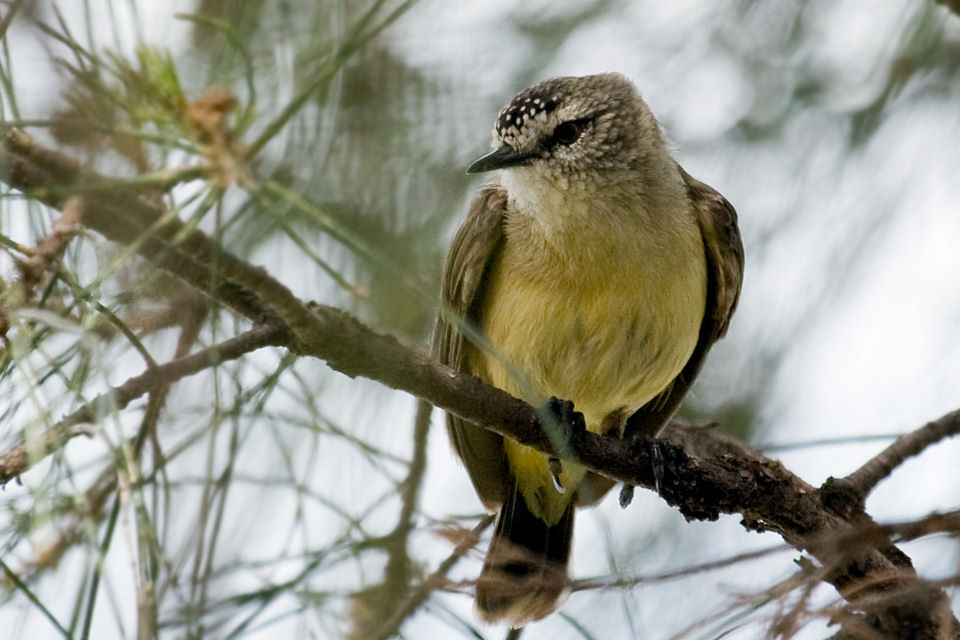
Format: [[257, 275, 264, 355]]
[[1, 1, 959, 638]]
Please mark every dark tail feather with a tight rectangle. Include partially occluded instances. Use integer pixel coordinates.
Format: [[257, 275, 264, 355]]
[[476, 485, 574, 627]]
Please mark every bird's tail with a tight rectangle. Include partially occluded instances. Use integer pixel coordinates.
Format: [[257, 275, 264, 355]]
[[476, 484, 574, 627]]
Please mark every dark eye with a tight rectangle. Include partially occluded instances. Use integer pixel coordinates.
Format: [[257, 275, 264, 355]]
[[552, 121, 582, 145]]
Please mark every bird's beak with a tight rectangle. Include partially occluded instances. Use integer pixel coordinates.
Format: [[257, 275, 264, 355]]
[[466, 144, 535, 174]]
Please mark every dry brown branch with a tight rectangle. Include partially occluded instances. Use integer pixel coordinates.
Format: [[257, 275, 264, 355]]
[[570, 542, 792, 591], [350, 400, 433, 639], [0, 321, 286, 484], [838, 408, 960, 500], [366, 515, 495, 640], [0, 465, 117, 588], [573, 509, 960, 637], [2, 129, 275, 324], [1, 129, 957, 638], [15, 195, 83, 299]]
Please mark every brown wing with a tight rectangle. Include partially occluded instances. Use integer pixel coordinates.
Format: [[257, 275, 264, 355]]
[[623, 164, 744, 439], [431, 185, 512, 510]]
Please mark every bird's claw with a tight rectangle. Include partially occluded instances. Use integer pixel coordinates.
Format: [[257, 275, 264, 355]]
[[548, 457, 566, 494], [619, 433, 667, 508], [540, 396, 586, 444], [618, 484, 635, 508], [539, 397, 586, 494]]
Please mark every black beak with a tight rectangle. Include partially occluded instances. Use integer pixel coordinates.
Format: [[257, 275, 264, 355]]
[[466, 144, 535, 174]]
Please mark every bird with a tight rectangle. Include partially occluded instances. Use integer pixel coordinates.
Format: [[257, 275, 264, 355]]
[[432, 72, 743, 627]]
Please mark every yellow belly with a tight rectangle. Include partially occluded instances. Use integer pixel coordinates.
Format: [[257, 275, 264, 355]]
[[468, 232, 707, 524]]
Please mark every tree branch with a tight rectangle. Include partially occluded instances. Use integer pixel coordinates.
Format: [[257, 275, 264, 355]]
[[840, 408, 960, 499], [350, 400, 434, 639], [0, 321, 287, 484], [2, 129, 276, 325], [15, 195, 83, 300], [368, 515, 495, 640]]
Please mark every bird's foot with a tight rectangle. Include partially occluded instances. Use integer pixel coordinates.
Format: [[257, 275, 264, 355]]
[[619, 434, 666, 508], [539, 397, 586, 491], [539, 396, 586, 444]]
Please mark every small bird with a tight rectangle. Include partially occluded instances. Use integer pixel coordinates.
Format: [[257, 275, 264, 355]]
[[433, 73, 743, 627]]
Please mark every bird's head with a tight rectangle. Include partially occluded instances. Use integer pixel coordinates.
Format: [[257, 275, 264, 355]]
[[467, 73, 664, 179]]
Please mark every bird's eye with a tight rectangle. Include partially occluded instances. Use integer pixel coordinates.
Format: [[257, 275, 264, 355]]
[[552, 121, 582, 145]]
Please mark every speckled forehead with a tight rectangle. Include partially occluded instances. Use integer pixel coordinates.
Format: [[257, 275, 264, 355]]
[[494, 86, 563, 141]]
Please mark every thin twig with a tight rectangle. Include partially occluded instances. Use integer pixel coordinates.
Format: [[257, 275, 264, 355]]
[[0, 557, 73, 639], [16, 195, 83, 300], [368, 515, 494, 640], [1, 128, 278, 325], [242, 0, 420, 160], [571, 542, 791, 591], [0, 321, 287, 484], [840, 407, 960, 498], [351, 400, 434, 639]]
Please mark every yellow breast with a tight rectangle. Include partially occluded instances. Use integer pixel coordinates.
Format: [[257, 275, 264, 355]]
[[467, 201, 707, 524]]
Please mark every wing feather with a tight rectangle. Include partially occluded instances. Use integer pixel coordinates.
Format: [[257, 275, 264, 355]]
[[623, 165, 744, 438], [432, 185, 512, 509]]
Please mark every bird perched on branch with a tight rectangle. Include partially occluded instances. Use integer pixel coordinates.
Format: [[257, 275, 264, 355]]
[[433, 72, 743, 627]]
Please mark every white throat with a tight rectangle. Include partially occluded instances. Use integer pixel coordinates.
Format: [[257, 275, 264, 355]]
[[498, 166, 587, 237]]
